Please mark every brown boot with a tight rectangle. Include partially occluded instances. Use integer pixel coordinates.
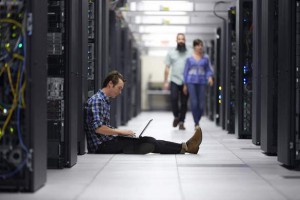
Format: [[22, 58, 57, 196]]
[[186, 127, 202, 154]]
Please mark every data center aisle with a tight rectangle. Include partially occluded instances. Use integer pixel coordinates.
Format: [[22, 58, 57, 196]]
[[1, 111, 300, 200]]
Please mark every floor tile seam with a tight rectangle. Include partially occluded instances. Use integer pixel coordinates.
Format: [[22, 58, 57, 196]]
[[175, 155, 186, 200], [73, 155, 115, 200]]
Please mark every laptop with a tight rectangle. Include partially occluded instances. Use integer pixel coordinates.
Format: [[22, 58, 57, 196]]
[[136, 119, 153, 138]]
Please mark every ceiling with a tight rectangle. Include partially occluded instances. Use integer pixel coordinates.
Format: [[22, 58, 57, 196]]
[[118, 0, 236, 56]]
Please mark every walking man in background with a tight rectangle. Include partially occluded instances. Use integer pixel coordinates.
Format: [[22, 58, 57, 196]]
[[164, 33, 192, 130]]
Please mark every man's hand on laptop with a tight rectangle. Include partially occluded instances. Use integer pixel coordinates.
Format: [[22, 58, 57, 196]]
[[119, 129, 136, 137]]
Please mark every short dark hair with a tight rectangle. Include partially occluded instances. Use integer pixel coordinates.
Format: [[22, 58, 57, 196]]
[[102, 70, 126, 88], [177, 33, 185, 39], [193, 39, 203, 47]]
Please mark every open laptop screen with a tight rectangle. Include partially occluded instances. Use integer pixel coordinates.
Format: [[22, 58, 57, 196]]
[[137, 119, 153, 138]]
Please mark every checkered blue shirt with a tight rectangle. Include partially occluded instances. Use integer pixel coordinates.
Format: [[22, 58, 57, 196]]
[[85, 90, 114, 153]]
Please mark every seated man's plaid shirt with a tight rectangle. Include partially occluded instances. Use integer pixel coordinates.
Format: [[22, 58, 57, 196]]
[[85, 90, 114, 153]]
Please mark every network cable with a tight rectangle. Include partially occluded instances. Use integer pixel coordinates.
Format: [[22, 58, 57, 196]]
[[0, 4, 29, 179]]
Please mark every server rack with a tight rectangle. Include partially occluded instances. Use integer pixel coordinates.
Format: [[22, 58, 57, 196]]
[[128, 44, 137, 119], [78, 0, 117, 154], [65, 0, 80, 168], [277, 0, 300, 168], [296, 0, 300, 167], [84, 0, 110, 96], [260, 0, 278, 154], [235, 0, 253, 139], [120, 28, 132, 125], [47, 0, 78, 169], [251, 0, 262, 145], [136, 49, 142, 116], [77, 0, 89, 155], [214, 28, 222, 126], [86, 0, 96, 98], [220, 22, 227, 130], [109, 2, 141, 127], [80, 0, 95, 155], [226, 7, 237, 134], [47, 0, 65, 169], [126, 37, 133, 122], [131, 47, 142, 117], [83, 0, 115, 147], [205, 40, 216, 121], [0, 0, 47, 191], [109, 9, 122, 127], [95, 0, 109, 90], [82, 0, 110, 152]]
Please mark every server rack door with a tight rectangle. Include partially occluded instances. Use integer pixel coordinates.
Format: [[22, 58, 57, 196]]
[[207, 40, 216, 121], [86, 0, 109, 97], [131, 47, 141, 117], [101, 0, 109, 82], [214, 28, 222, 126], [131, 46, 139, 118], [95, 0, 109, 90], [86, 0, 95, 98], [220, 21, 227, 130], [235, 0, 253, 139], [260, 0, 278, 154], [47, 0, 79, 168], [109, 10, 122, 127], [127, 40, 133, 120], [251, 0, 262, 145], [47, 0, 66, 169], [296, 0, 300, 168], [94, 0, 102, 91], [225, 17, 231, 132], [120, 28, 131, 125], [135, 50, 142, 116], [28, 0, 48, 190], [82, 0, 95, 98], [65, 0, 79, 168], [0, 0, 47, 191], [82, 0, 96, 154], [77, 0, 88, 155], [278, 0, 300, 168], [226, 7, 237, 134]]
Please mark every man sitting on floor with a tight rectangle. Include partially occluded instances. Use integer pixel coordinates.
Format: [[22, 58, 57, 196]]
[[84, 70, 202, 154]]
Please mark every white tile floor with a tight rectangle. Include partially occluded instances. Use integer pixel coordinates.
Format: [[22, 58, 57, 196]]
[[1, 111, 300, 200]]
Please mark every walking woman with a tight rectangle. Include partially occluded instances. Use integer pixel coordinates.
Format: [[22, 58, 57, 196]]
[[183, 39, 214, 129]]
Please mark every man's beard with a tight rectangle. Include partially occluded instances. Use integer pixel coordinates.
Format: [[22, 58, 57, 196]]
[[176, 43, 187, 52]]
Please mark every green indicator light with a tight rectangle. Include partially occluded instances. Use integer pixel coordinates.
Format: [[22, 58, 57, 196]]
[[5, 43, 10, 48], [10, 127, 14, 133], [18, 43, 23, 48]]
